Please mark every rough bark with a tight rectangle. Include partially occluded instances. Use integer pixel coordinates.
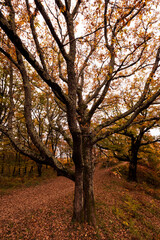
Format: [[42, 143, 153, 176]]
[[72, 165, 84, 222], [83, 142, 96, 225], [72, 133, 84, 223], [72, 135, 96, 225], [82, 126, 96, 226]]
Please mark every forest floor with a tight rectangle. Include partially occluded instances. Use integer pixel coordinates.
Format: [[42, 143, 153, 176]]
[[0, 163, 160, 240]]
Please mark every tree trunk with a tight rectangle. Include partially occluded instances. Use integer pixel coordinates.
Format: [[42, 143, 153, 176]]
[[128, 150, 138, 182], [72, 133, 84, 223], [71, 131, 96, 225], [72, 165, 84, 223], [128, 160, 137, 181], [37, 163, 42, 177], [83, 161, 96, 225], [82, 134, 96, 226], [12, 166, 16, 176]]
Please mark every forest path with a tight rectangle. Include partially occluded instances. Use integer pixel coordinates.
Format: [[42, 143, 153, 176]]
[[0, 165, 108, 239], [0, 175, 74, 222], [2, 162, 159, 240], [0, 162, 127, 222]]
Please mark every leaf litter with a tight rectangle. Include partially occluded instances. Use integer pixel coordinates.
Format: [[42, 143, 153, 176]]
[[0, 165, 160, 239]]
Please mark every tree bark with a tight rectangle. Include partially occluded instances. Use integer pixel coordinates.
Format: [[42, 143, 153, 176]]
[[71, 130, 96, 225], [128, 133, 143, 182], [82, 132, 96, 226], [72, 165, 84, 223], [37, 163, 42, 177], [72, 133, 84, 223], [128, 159, 137, 181], [128, 147, 138, 182]]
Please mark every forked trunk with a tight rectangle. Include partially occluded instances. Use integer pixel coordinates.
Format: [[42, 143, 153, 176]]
[[72, 132, 96, 226]]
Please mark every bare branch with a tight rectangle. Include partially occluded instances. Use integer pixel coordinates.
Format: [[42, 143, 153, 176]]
[[63, 26, 104, 47], [72, 0, 82, 17], [26, 0, 47, 71]]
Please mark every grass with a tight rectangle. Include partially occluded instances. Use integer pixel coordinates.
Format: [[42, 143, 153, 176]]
[[95, 163, 160, 239]]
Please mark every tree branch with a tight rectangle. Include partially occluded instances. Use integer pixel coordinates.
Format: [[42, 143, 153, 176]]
[[72, 0, 81, 17], [34, 0, 69, 61], [26, 0, 47, 72], [0, 10, 69, 105]]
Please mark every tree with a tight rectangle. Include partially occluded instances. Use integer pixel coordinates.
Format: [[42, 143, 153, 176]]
[[125, 122, 160, 181], [98, 102, 160, 181], [98, 119, 160, 181], [0, 0, 160, 225]]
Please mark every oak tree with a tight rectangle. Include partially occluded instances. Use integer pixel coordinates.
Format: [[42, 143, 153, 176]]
[[0, 0, 160, 225]]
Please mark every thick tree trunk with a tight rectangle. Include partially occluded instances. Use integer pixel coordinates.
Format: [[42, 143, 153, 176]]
[[128, 135, 142, 182], [72, 131, 96, 226], [72, 133, 84, 223], [82, 134, 96, 226], [83, 164, 96, 225], [128, 160, 137, 181], [72, 165, 84, 223], [37, 163, 42, 177], [128, 151, 138, 182]]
